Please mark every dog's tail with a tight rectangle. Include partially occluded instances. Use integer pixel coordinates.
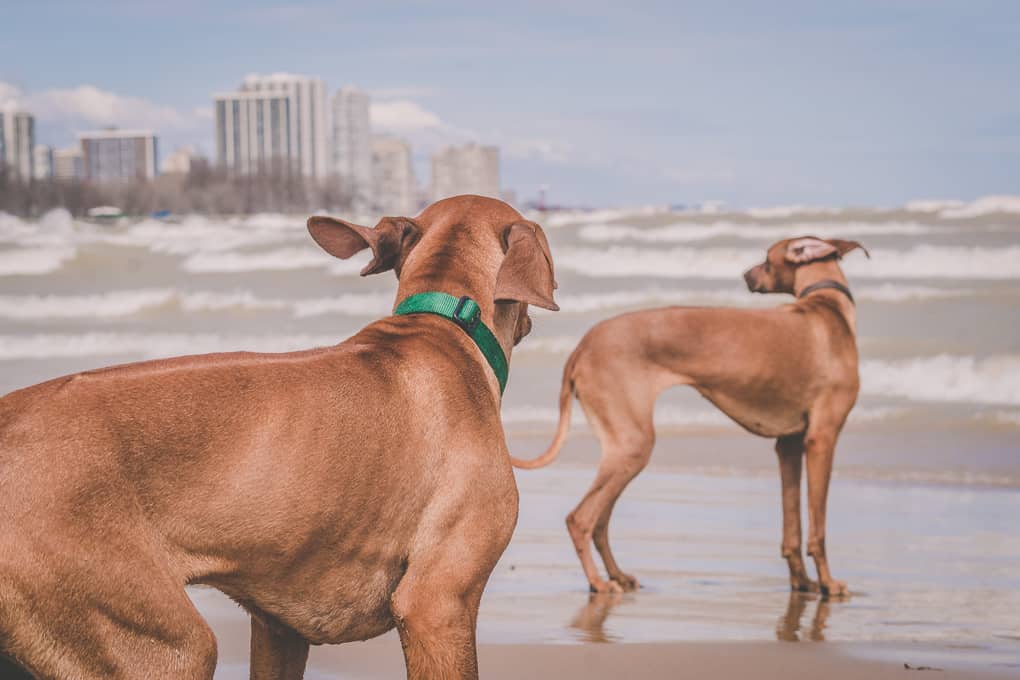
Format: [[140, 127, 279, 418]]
[[509, 350, 578, 470]]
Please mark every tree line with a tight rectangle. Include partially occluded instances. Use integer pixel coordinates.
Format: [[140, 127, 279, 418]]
[[0, 159, 358, 218]]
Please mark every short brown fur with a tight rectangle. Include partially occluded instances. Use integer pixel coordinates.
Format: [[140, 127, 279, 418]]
[[0, 195, 558, 680], [511, 236, 866, 597]]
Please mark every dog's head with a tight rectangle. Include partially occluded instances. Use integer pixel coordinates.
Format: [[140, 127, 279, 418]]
[[307, 195, 557, 345], [743, 236, 868, 295]]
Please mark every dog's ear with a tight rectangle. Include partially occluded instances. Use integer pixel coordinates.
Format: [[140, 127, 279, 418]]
[[785, 237, 838, 264], [307, 216, 419, 276], [826, 239, 870, 259], [495, 222, 559, 311]]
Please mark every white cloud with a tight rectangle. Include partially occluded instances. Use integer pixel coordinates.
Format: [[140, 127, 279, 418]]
[[370, 99, 443, 132], [504, 138, 573, 163], [0, 80, 209, 148]]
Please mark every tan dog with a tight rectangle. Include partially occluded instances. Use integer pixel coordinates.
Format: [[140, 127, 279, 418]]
[[511, 237, 867, 597], [0, 195, 558, 680]]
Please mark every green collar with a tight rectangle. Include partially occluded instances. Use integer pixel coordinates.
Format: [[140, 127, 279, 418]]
[[394, 292, 509, 394]]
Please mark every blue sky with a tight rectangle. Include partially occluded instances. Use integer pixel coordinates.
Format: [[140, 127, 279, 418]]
[[2, 1, 1018, 208]]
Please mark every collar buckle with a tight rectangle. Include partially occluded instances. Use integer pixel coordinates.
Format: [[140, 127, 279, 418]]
[[452, 296, 481, 332]]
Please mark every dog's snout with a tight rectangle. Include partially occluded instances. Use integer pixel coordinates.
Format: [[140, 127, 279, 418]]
[[743, 268, 757, 290]]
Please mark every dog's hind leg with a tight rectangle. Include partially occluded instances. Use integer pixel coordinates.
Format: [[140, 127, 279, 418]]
[[1, 530, 218, 680], [775, 433, 818, 593], [250, 615, 309, 680], [568, 390, 655, 594]]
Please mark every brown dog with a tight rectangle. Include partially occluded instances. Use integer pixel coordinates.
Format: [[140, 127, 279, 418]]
[[511, 236, 867, 597], [0, 195, 558, 680]]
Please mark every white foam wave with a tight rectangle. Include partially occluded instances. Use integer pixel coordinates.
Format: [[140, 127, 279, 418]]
[[501, 404, 909, 429], [861, 355, 1020, 406], [0, 333, 344, 360], [905, 199, 965, 213], [181, 247, 331, 273], [578, 220, 940, 244], [0, 289, 175, 319], [0, 288, 395, 320], [556, 245, 1020, 280], [745, 205, 842, 219], [0, 246, 77, 275], [938, 195, 1020, 219]]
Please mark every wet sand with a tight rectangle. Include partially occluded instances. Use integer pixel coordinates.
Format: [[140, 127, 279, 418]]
[[208, 631, 1020, 679]]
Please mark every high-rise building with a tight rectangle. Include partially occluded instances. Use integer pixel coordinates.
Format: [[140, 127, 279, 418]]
[[371, 136, 416, 215], [33, 144, 53, 180], [332, 87, 372, 207], [53, 146, 84, 181], [214, 73, 329, 178], [0, 110, 35, 180], [430, 143, 499, 201], [161, 146, 195, 175], [80, 129, 159, 183]]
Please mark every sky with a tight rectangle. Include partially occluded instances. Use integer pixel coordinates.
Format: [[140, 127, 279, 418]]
[[1, 1, 1018, 208]]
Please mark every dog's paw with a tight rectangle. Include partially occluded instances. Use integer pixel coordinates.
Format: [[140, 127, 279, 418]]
[[791, 576, 820, 593], [610, 572, 640, 592], [589, 579, 624, 594], [820, 579, 849, 599]]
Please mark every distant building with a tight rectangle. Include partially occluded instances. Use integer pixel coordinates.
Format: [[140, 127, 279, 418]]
[[33, 144, 53, 180], [52, 146, 84, 181], [332, 87, 372, 207], [80, 129, 158, 183], [0, 110, 35, 180], [214, 73, 329, 178], [430, 143, 499, 201], [371, 136, 416, 215], [161, 145, 196, 175]]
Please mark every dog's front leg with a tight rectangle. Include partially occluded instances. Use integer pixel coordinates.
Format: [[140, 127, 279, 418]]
[[390, 573, 484, 679], [250, 616, 309, 680], [803, 418, 850, 598]]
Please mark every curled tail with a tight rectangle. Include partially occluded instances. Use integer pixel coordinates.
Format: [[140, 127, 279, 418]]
[[509, 350, 578, 470]]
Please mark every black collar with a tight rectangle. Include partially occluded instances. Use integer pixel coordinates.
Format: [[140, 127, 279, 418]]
[[798, 279, 854, 305]]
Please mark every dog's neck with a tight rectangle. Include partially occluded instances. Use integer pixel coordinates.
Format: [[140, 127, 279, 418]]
[[395, 236, 522, 376], [793, 262, 857, 334]]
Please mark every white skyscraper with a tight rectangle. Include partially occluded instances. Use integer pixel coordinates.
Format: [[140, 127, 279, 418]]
[[0, 110, 35, 181], [371, 136, 416, 215], [430, 143, 499, 201], [33, 144, 53, 180], [214, 73, 329, 178], [53, 146, 84, 181], [80, 129, 159, 183], [332, 87, 372, 207]]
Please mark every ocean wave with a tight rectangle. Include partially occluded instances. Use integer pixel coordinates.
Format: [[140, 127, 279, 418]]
[[578, 221, 940, 244], [0, 246, 78, 275], [555, 245, 1020, 280], [501, 404, 909, 430], [0, 288, 395, 320], [181, 247, 333, 273], [937, 195, 1020, 219], [861, 355, 1020, 406], [0, 332, 345, 360]]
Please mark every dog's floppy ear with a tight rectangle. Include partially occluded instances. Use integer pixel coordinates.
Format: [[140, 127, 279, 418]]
[[495, 222, 559, 311], [785, 237, 838, 264], [826, 238, 870, 259], [307, 215, 419, 276]]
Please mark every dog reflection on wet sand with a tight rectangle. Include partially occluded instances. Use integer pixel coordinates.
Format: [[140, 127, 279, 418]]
[[568, 590, 834, 644], [776, 592, 831, 642]]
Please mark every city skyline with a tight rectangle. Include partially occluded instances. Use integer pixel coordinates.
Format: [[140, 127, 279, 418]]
[[2, 2, 1019, 207]]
